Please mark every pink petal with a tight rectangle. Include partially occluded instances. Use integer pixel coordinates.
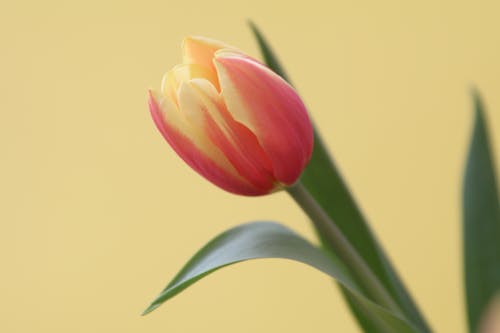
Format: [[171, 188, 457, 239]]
[[188, 79, 276, 192], [214, 52, 314, 184], [148, 91, 267, 196]]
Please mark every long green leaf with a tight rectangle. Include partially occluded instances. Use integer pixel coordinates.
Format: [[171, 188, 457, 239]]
[[143, 222, 420, 333], [463, 91, 500, 333], [248, 21, 430, 332]]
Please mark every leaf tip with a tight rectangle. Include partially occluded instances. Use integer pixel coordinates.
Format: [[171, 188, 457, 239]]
[[246, 18, 255, 27], [247, 20, 261, 37], [469, 85, 484, 116], [142, 303, 160, 316]]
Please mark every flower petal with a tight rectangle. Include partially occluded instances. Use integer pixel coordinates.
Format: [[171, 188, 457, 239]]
[[214, 51, 314, 184], [187, 79, 276, 192], [148, 90, 265, 195], [182, 36, 232, 71], [162, 64, 219, 105]]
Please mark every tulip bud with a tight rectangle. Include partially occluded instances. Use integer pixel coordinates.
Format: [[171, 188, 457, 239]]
[[479, 295, 500, 333], [148, 36, 314, 196]]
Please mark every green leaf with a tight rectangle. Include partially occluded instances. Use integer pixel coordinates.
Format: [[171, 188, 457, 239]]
[[248, 22, 431, 332], [463, 90, 500, 333], [143, 222, 420, 333]]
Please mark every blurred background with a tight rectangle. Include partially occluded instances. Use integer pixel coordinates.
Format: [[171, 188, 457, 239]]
[[1, 0, 499, 332]]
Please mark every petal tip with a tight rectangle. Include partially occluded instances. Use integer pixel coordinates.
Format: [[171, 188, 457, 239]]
[[183, 36, 233, 65], [148, 89, 160, 105], [213, 49, 247, 61]]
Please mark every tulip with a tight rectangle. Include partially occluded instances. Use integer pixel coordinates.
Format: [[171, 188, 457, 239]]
[[479, 295, 500, 333], [148, 36, 314, 195]]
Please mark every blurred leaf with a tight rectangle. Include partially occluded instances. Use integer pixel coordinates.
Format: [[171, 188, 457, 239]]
[[463, 91, 500, 333], [248, 21, 430, 332], [342, 285, 392, 332], [143, 222, 420, 332]]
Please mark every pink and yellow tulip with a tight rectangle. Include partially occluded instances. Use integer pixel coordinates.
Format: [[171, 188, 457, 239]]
[[149, 36, 314, 195]]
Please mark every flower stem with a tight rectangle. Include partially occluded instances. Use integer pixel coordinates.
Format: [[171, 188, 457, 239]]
[[287, 181, 402, 315]]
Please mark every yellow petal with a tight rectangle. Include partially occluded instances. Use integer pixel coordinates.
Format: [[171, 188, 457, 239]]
[[176, 82, 241, 178], [162, 64, 219, 104], [182, 36, 233, 68]]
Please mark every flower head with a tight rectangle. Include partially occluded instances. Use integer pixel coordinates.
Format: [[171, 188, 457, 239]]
[[149, 36, 314, 195]]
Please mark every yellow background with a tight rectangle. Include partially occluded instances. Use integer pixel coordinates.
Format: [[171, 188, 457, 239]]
[[2, 0, 499, 332]]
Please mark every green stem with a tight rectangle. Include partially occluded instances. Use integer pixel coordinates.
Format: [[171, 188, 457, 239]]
[[287, 181, 402, 315]]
